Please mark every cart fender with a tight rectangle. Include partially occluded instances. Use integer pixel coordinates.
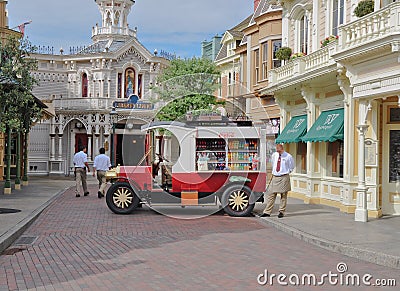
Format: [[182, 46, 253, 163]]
[[111, 177, 141, 195]]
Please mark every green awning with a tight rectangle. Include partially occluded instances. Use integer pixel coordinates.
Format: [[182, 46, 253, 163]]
[[275, 115, 307, 144], [301, 108, 344, 143]]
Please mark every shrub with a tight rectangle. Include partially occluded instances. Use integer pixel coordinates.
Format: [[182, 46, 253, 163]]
[[354, 0, 374, 18], [275, 47, 292, 61]]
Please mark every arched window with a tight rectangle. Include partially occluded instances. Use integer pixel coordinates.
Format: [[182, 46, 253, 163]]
[[82, 73, 88, 97], [299, 15, 309, 54], [114, 11, 120, 26], [124, 68, 135, 98]]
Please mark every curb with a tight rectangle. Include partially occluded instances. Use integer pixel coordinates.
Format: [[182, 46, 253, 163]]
[[0, 187, 69, 254], [256, 216, 400, 270]]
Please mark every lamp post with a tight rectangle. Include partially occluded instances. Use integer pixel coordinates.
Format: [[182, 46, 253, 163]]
[[110, 107, 117, 167]]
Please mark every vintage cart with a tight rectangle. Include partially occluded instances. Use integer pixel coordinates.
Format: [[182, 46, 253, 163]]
[[105, 121, 267, 216]]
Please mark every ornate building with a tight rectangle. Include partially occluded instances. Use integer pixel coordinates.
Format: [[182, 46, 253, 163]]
[[262, 0, 400, 218], [28, 0, 168, 176]]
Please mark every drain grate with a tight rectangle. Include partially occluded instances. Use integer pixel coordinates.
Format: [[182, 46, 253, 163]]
[[0, 208, 21, 214], [13, 236, 38, 246]]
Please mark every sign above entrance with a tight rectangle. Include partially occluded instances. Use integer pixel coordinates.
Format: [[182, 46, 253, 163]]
[[113, 95, 154, 110]]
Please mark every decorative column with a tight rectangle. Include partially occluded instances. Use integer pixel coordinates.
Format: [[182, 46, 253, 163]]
[[94, 124, 100, 156], [50, 133, 56, 160], [88, 134, 93, 161], [301, 85, 316, 176], [355, 124, 369, 222], [15, 131, 21, 190], [4, 127, 12, 194], [355, 100, 371, 222], [58, 134, 63, 160]]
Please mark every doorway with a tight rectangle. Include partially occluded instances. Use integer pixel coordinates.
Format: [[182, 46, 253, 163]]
[[116, 134, 145, 166], [382, 124, 400, 215]]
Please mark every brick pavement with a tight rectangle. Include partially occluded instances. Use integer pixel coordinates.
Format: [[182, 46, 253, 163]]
[[0, 186, 398, 290]]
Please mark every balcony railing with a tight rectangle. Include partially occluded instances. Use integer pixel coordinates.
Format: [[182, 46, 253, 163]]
[[53, 97, 115, 110], [92, 26, 137, 38], [268, 44, 336, 85], [338, 2, 399, 51]]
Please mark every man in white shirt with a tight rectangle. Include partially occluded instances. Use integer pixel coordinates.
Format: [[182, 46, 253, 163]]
[[93, 147, 111, 198], [73, 145, 91, 197], [260, 144, 294, 218]]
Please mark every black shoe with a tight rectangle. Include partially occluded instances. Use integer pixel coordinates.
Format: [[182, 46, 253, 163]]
[[278, 212, 284, 218], [76, 194, 80, 197], [259, 213, 271, 218], [98, 191, 103, 198], [84, 192, 89, 196]]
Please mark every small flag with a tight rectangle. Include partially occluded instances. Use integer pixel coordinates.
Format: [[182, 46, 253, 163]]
[[17, 20, 32, 37]]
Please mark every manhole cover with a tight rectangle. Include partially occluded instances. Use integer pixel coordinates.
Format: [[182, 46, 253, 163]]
[[0, 208, 21, 214], [14, 236, 38, 245]]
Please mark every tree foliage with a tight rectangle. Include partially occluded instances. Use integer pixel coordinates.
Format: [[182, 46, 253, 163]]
[[152, 57, 221, 121], [0, 36, 41, 132]]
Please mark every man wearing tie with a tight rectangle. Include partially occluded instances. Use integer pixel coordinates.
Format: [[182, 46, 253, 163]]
[[260, 144, 294, 218]]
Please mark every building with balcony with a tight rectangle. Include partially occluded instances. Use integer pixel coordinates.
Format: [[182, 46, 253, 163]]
[[262, 0, 400, 218], [28, 0, 168, 176], [235, 0, 282, 165], [214, 14, 252, 118]]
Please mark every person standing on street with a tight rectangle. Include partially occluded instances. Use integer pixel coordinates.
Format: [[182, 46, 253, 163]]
[[260, 144, 294, 218], [93, 147, 111, 198], [73, 145, 91, 197]]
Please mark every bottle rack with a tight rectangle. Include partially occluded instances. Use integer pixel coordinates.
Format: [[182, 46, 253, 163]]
[[195, 138, 259, 171], [196, 139, 226, 171], [228, 139, 259, 171]]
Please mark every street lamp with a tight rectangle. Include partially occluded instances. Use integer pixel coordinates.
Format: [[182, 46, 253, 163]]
[[110, 106, 117, 167]]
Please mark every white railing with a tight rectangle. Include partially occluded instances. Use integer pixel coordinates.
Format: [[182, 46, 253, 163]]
[[269, 43, 336, 85], [92, 26, 137, 38], [338, 2, 400, 51], [304, 45, 332, 71], [53, 97, 114, 110]]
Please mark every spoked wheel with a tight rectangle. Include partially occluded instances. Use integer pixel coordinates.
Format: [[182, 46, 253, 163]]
[[106, 182, 140, 214], [222, 185, 254, 217]]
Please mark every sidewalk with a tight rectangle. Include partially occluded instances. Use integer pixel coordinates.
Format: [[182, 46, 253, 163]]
[[1, 176, 399, 269], [0, 175, 93, 254], [254, 199, 400, 269]]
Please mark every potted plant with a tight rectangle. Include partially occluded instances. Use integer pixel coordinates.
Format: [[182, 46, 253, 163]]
[[275, 47, 292, 61], [354, 0, 374, 18], [321, 35, 339, 47]]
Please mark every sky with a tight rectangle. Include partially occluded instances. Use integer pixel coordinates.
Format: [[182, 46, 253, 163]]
[[7, 0, 254, 58]]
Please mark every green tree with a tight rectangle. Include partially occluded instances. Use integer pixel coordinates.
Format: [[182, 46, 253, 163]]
[[0, 36, 41, 132], [152, 57, 221, 121]]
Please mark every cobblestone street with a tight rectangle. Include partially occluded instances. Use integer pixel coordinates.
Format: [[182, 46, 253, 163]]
[[0, 186, 398, 290]]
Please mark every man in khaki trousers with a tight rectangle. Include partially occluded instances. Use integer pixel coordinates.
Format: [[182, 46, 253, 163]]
[[260, 144, 294, 218], [93, 147, 111, 198]]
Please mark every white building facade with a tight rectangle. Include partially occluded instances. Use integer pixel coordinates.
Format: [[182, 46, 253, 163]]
[[28, 0, 168, 176], [262, 0, 400, 218]]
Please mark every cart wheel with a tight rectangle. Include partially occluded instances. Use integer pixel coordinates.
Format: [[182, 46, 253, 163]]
[[221, 184, 254, 217], [106, 182, 140, 214]]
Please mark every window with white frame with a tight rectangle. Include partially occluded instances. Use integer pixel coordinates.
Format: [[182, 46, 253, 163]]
[[299, 15, 309, 54], [262, 42, 268, 80], [254, 49, 260, 83], [227, 41, 235, 56], [272, 40, 282, 68], [332, 0, 344, 36]]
